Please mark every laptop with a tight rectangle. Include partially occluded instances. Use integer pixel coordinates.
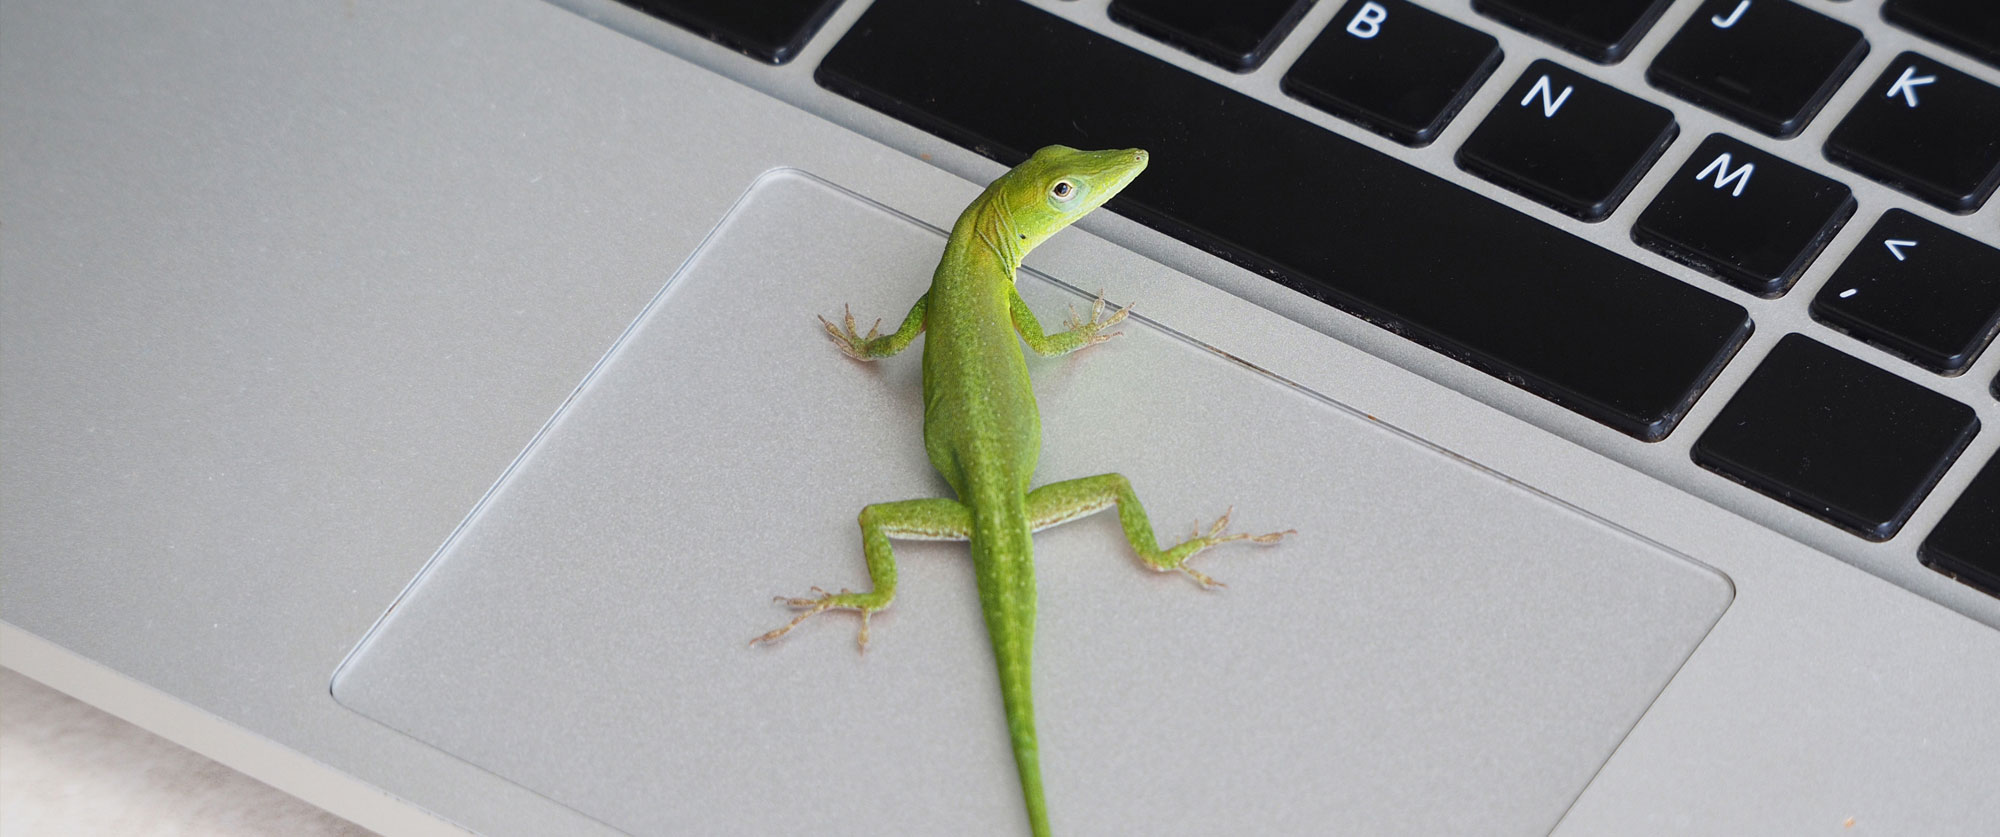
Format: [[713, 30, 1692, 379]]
[[5, 0, 1997, 833]]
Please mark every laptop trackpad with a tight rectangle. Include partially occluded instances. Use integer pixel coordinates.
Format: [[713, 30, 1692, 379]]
[[332, 170, 1731, 835]]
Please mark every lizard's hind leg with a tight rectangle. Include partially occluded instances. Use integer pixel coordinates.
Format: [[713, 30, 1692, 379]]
[[1026, 474, 1293, 589], [751, 497, 971, 651]]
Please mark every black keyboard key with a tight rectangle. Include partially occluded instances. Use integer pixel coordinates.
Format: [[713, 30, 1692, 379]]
[[1472, 0, 1673, 64], [1810, 210, 2000, 374], [1824, 52, 2000, 213], [1108, 0, 1318, 72], [1633, 133, 1855, 297], [1922, 454, 2000, 597], [616, 0, 843, 64], [1647, 0, 1868, 138], [818, 0, 1751, 441], [1282, 0, 1503, 146], [1883, 0, 2000, 71], [1457, 60, 1678, 221], [1693, 335, 1979, 540]]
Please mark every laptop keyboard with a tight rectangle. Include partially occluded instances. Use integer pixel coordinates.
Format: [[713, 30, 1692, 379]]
[[817, 0, 1752, 443], [610, 0, 2000, 603]]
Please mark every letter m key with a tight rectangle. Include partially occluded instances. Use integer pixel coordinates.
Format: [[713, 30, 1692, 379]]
[[1696, 153, 1755, 197]]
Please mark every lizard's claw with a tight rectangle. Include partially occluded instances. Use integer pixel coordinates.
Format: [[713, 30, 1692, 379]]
[[1178, 563, 1227, 590], [818, 305, 883, 361], [1202, 506, 1296, 545], [750, 586, 887, 653], [1066, 290, 1132, 347], [1161, 507, 1295, 589]]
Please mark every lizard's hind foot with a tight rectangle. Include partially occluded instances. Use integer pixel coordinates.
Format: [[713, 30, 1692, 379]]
[[1157, 508, 1296, 589], [749, 586, 890, 652]]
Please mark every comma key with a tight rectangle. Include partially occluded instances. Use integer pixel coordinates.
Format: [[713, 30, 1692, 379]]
[[1811, 210, 2000, 375]]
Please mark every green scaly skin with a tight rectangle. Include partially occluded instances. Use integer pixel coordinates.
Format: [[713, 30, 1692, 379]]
[[752, 146, 1293, 836]]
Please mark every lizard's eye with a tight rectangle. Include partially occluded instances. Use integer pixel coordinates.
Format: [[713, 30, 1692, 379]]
[[1049, 180, 1076, 201]]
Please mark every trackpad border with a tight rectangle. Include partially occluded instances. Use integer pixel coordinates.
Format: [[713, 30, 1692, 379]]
[[331, 168, 1732, 836]]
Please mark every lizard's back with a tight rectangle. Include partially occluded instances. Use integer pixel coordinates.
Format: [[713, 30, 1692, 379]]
[[920, 219, 1043, 504]]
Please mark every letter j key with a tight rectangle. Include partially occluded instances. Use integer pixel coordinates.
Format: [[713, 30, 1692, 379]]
[[1647, 0, 1869, 138]]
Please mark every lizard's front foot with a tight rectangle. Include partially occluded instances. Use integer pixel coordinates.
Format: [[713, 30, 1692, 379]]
[[749, 586, 891, 652], [1156, 507, 1295, 589], [1065, 290, 1133, 348], [818, 305, 883, 361]]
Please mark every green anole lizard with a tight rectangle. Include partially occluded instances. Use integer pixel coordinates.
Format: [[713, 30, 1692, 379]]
[[752, 146, 1292, 836]]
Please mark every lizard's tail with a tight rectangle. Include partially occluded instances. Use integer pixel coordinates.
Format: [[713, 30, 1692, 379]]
[[990, 598, 1049, 837], [976, 520, 1050, 837]]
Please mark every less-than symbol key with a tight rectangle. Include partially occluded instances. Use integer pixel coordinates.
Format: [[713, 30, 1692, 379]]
[[1811, 209, 2000, 374]]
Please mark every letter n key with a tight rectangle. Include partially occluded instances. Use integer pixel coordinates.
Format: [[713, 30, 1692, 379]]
[[1457, 60, 1676, 221]]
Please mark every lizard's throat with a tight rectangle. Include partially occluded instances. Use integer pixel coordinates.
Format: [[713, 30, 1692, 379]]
[[973, 199, 1027, 276]]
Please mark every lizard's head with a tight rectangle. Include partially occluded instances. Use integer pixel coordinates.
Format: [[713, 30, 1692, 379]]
[[981, 145, 1148, 254]]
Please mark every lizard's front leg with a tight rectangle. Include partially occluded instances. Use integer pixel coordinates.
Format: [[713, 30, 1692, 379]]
[[1009, 285, 1130, 358], [1026, 474, 1292, 588], [820, 293, 927, 360], [751, 496, 971, 651]]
